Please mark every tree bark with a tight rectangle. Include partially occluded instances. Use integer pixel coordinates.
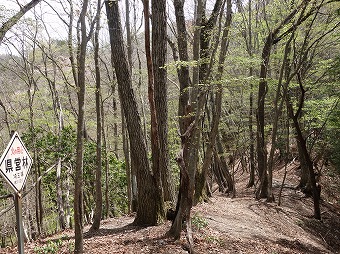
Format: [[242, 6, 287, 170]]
[[216, 132, 234, 193], [168, 106, 195, 253], [105, 0, 163, 226], [255, 0, 311, 199], [266, 33, 294, 202], [173, 0, 190, 134], [246, 0, 255, 188], [91, 0, 103, 231], [194, 0, 224, 204], [255, 31, 271, 199], [124, 0, 134, 213], [195, 0, 232, 202], [152, 0, 176, 204], [74, 0, 90, 252], [287, 88, 321, 219], [168, 1, 195, 245], [143, 0, 166, 222]]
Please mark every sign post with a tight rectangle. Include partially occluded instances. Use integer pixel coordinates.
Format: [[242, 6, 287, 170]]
[[15, 193, 24, 254], [0, 131, 33, 254]]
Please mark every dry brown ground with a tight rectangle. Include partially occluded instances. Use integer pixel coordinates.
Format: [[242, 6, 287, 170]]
[[1, 162, 340, 254]]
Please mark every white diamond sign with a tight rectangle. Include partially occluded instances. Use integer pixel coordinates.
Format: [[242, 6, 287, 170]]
[[0, 132, 32, 193]]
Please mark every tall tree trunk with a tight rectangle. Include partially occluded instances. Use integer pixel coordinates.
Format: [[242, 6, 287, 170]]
[[297, 141, 311, 190], [125, 0, 134, 213], [143, 0, 166, 222], [152, 0, 176, 204], [191, 0, 204, 102], [255, 0, 311, 199], [173, 0, 190, 133], [105, 0, 163, 226], [168, 0, 192, 243], [247, 74, 255, 188], [168, 1, 223, 248], [101, 102, 110, 218], [74, 0, 89, 252], [126, 0, 133, 70], [91, 0, 103, 231], [255, 32, 271, 199], [65, 164, 72, 228], [286, 86, 321, 219], [246, 0, 255, 188], [266, 33, 294, 202], [122, 112, 134, 213], [193, 0, 224, 204], [278, 110, 290, 206], [36, 160, 43, 234], [195, 0, 232, 202]]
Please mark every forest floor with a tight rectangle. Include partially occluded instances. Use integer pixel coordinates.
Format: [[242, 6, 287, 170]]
[[1, 161, 340, 254]]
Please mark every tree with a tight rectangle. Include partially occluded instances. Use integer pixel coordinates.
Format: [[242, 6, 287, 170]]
[[236, 0, 257, 188], [90, 0, 103, 231], [152, 0, 176, 205], [124, 0, 134, 214], [195, 0, 233, 202], [142, 0, 166, 223], [105, 0, 164, 226], [187, 0, 223, 204], [74, 0, 91, 252], [256, 0, 312, 200], [167, 0, 194, 245]]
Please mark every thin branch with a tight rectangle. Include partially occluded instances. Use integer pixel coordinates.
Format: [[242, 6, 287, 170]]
[[0, 0, 43, 43]]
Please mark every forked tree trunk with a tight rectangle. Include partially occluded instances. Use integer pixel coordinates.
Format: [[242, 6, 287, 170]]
[[286, 77, 321, 220], [255, 0, 311, 199], [267, 33, 294, 202], [195, 0, 232, 202], [168, 1, 193, 245], [168, 105, 195, 253], [143, 0, 165, 222], [194, 0, 223, 204], [105, 0, 163, 226]]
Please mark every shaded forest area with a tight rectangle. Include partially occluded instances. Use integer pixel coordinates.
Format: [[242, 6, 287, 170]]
[[0, 0, 340, 253]]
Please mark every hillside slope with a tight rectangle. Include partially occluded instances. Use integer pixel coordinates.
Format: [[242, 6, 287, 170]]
[[2, 163, 340, 254]]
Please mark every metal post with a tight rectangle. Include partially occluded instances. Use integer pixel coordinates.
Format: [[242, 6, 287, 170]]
[[14, 192, 24, 254]]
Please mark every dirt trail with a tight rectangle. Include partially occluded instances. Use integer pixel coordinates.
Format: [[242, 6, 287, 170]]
[[192, 193, 335, 253], [1, 163, 340, 254]]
